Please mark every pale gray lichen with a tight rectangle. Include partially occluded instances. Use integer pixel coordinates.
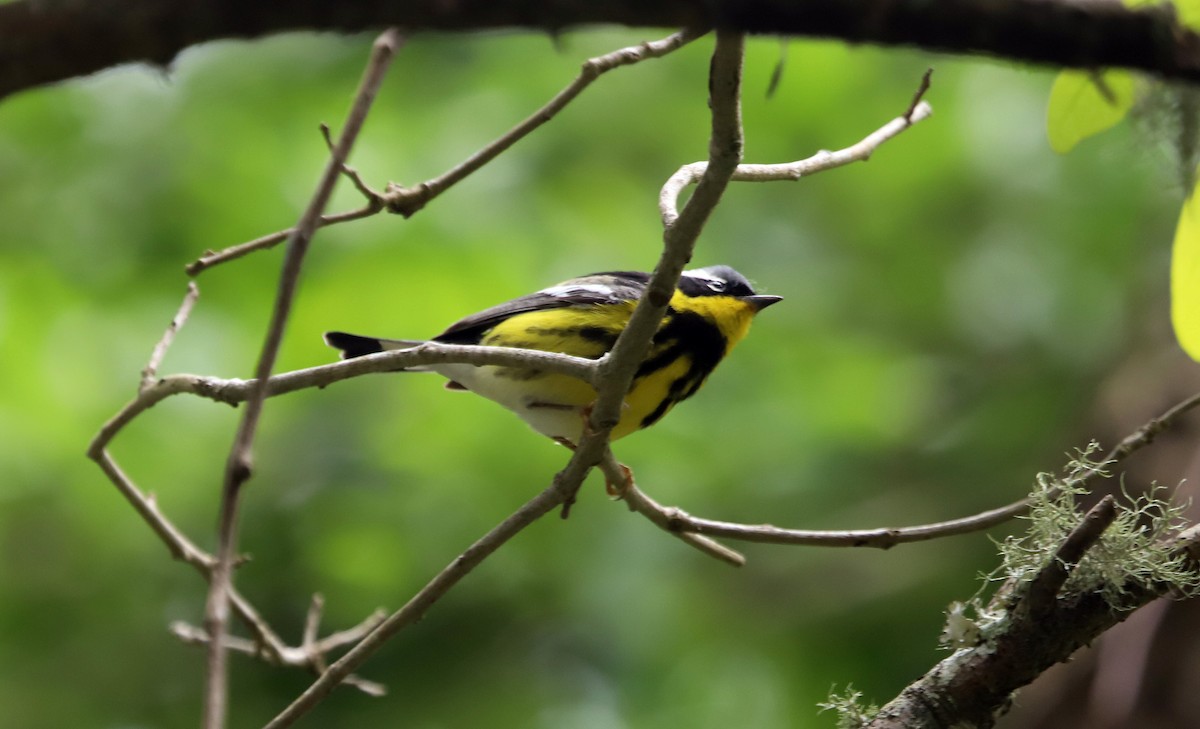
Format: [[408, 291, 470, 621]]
[[996, 442, 1200, 608], [817, 685, 880, 729]]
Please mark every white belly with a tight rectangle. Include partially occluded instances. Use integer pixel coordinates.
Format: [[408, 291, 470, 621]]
[[429, 362, 591, 443]]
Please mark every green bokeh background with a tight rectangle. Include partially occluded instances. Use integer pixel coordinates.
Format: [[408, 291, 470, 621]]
[[0, 28, 1190, 728]]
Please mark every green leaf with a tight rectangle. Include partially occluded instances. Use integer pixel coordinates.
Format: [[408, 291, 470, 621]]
[[1046, 70, 1135, 154], [1172, 181, 1200, 360], [1175, 0, 1200, 30]]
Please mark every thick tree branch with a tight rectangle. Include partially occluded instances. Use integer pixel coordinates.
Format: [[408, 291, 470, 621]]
[[4, 0, 1200, 102], [865, 521, 1200, 728]]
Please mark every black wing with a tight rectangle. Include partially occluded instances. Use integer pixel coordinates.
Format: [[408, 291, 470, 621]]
[[434, 271, 650, 344]]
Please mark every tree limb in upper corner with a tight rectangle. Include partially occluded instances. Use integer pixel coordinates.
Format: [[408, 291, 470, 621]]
[[3, 0, 1200, 101]]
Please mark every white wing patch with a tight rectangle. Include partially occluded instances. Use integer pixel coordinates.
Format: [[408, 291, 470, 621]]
[[539, 283, 616, 298]]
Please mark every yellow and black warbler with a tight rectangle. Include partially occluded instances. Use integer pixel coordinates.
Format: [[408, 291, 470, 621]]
[[324, 265, 780, 445]]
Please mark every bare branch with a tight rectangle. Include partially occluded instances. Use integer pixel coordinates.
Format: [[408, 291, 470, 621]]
[[185, 204, 381, 275], [141, 281, 199, 393], [904, 67, 933, 122], [86, 278, 317, 681], [95, 344, 599, 437], [321, 123, 386, 202], [185, 29, 701, 274], [90, 448, 214, 568], [384, 28, 704, 217], [203, 29, 404, 729], [599, 449, 746, 566], [302, 594, 325, 663], [263, 483, 569, 729], [88, 444, 385, 691], [170, 611, 388, 697], [659, 96, 932, 226], [614, 391, 1200, 550]]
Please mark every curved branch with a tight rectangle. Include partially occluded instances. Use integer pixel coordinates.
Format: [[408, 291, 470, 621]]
[[660, 99, 932, 226], [611, 390, 1200, 551], [4, 0, 1200, 102]]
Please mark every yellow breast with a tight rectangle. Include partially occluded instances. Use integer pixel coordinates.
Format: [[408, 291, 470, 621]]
[[444, 293, 760, 443]]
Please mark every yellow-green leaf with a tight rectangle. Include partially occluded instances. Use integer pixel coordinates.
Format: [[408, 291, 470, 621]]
[[1047, 70, 1135, 154], [1172, 183, 1200, 360], [1174, 0, 1200, 31]]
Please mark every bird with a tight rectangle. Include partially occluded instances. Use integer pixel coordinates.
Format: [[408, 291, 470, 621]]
[[324, 265, 781, 447]]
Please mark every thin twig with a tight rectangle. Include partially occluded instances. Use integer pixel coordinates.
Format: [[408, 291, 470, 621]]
[[383, 28, 705, 217], [321, 123, 385, 202], [184, 29, 702, 275], [615, 392, 1200, 550], [170, 617, 387, 696], [303, 594, 325, 665], [86, 278, 305, 675], [202, 29, 404, 729], [90, 448, 214, 567], [659, 93, 933, 226], [905, 67, 934, 122], [141, 281, 199, 393], [599, 449, 745, 565], [94, 344, 599, 433], [185, 204, 382, 275], [263, 485, 568, 729], [88, 443, 386, 690], [1022, 495, 1119, 616]]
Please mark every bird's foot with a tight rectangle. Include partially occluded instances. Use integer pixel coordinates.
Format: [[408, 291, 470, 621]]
[[605, 462, 634, 498]]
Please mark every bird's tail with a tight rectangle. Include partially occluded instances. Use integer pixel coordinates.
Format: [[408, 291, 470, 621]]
[[323, 331, 426, 359]]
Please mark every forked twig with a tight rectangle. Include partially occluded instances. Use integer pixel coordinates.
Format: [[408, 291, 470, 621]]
[[321, 123, 385, 202], [184, 28, 704, 275], [170, 603, 388, 697], [88, 270, 387, 700]]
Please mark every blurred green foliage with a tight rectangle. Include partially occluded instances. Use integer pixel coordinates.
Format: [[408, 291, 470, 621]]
[[0, 28, 1186, 728]]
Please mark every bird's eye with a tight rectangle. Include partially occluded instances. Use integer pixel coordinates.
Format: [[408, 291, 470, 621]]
[[707, 280, 727, 293]]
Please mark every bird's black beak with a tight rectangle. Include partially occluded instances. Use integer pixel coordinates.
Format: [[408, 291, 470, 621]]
[[743, 295, 783, 312]]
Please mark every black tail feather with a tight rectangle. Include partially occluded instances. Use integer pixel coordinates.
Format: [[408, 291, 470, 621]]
[[324, 331, 384, 359]]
